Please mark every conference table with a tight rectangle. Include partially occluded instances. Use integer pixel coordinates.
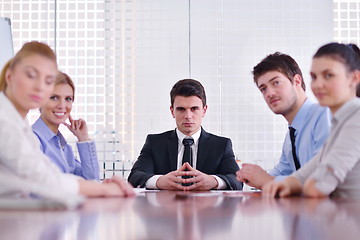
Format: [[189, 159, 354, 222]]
[[1, 189, 360, 240]]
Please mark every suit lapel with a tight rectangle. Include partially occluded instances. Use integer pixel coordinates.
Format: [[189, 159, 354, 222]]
[[197, 128, 210, 170], [168, 130, 178, 171]]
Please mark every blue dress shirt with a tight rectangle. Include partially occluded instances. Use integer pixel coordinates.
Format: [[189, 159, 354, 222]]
[[32, 117, 100, 180], [268, 98, 331, 181]]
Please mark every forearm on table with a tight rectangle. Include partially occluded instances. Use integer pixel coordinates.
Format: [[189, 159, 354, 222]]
[[78, 179, 107, 197]]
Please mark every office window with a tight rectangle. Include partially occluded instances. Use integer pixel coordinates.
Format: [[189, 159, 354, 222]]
[[0, 1, 55, 47], [334, 0, 360, 46]]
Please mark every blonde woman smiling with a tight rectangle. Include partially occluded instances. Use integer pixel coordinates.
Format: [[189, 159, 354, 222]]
[[32, 72, 99, 180]]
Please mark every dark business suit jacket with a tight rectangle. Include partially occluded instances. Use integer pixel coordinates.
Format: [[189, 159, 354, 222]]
[[128, 128, 243, 190]]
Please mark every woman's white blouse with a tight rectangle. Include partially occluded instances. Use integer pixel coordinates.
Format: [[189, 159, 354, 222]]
[[0, 92, 79, 198]]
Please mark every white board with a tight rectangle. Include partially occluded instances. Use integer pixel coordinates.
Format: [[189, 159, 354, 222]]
[[0, 17, 14, 72]]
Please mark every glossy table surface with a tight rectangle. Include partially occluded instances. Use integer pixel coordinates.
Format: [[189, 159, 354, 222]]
[[1, 190, 360, 240]]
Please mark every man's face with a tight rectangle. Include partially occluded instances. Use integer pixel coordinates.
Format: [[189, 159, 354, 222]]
[[257, 71, 298, 116], [170, 95, 207, 136]]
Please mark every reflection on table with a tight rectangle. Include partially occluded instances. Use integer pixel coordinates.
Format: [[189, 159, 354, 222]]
[[1, 190, 360, 240]]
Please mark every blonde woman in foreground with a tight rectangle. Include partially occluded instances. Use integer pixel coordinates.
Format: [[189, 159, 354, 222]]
[[263, 42, 360, 198], [0, 41, 134, 199]]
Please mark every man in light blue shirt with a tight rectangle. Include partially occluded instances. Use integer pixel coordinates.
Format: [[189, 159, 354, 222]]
[[236, 52, 331, 189]]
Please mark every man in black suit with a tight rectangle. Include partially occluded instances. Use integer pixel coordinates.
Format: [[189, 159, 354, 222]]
[[128, 79, 242, 190]]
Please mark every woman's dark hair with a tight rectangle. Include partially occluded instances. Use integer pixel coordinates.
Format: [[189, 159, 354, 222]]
[[313, 42, 360, 73]]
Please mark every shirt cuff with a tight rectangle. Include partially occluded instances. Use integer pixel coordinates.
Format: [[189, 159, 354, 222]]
[[213, 175, 226, 190], [274, 175, 287, 182], [145, 175, 162, 189], [77, 140, 94, 144]]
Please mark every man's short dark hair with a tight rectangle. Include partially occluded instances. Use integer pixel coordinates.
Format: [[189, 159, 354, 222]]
[[170, 79, 206, 107], [252, 52, 306, 91]]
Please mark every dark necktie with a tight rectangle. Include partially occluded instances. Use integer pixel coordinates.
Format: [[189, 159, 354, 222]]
[[182, 138, 194, 186], [182, 138, 194, 166], [289, 127, 300, 170]]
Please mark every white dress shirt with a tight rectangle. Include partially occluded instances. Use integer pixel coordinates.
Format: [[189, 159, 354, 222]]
[[146, 128, 226, 189], [0, 92, 79, 199]]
